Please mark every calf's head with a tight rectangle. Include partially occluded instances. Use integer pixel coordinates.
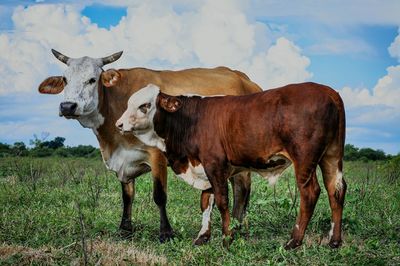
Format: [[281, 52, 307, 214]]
[[116, 84, 182, 151], [38, 49, 123, 119]]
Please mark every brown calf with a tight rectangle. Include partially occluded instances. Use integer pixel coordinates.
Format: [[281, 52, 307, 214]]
[[116, 82, 347, 249]]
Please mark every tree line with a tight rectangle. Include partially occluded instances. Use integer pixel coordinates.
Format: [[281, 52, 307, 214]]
[[0, 135, 100, 158], [0, 135, 398, 161]]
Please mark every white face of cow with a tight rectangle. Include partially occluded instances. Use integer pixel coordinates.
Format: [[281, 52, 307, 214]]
[[61, 57, 103, 117], [116, 84, 166, 151], [38, 49, 123, 129]]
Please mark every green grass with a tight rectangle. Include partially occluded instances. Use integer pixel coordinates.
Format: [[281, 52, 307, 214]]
[[0, 157, 399, 265]]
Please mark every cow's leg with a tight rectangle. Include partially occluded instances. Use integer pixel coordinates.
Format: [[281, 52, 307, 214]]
[[285, 168, 321, 250], [193, 188, 214, 245], [149, 149, 174, 243], [120, 181, 135, 235], [320, 156, 347, 248], [231, 171, 251, 224]]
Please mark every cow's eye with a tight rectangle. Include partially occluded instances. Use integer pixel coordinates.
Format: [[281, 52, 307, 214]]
[[62, 77, 67, 84], [87, 78, 96, 85], [139, 103, 151, 114]]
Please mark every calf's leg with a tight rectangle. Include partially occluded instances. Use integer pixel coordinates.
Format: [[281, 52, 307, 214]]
[[320, 157, 347, 248], [285, 169, 321, 249], [193, 189, 214, 245]]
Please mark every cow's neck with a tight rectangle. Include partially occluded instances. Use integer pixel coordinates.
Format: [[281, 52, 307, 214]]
[[77, 111, 105, 133], [156, 97, 201, 159]]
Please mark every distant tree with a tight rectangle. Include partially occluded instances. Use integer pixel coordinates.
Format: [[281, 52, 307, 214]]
[[344, 144, 360, 161], [11, 142, 28, 156], [0, 142, 11, 157], [358, 148, 387, 161], [40, 137, 65, 149]]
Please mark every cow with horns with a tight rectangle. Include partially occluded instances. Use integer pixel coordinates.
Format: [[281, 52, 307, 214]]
[[38, 49, 262, 244]]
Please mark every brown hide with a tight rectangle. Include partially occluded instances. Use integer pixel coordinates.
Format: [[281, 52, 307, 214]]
[[153, 82, 346, 249], [97, 66, 261, 165]]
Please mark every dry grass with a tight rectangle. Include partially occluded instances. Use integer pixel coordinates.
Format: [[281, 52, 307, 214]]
[[0, 240, 167, 265], [0, 243, 55, 265]]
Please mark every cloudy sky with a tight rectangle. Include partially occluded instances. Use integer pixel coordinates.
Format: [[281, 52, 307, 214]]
[[0, 0, 399, 154]]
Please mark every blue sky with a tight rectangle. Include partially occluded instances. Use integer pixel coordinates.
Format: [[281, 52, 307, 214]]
[[0, 0, 400, 154]]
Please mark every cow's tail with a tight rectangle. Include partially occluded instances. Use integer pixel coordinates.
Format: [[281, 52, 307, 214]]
[[319, 88, 346, 194]]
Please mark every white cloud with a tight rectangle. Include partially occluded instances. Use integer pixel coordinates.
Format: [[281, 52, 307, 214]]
[[245, 37, 312, 88], [307, 38, 374, 56], [338, 64, 400, 153], [389, 29, 400, 61]]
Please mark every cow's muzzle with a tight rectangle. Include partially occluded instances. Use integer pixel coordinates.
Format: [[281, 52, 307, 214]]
[[59, 101, 78, 118]]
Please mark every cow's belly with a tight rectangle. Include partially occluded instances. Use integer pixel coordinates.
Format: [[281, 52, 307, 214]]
[[231, 154, 292, 186], [177, 162, 211, 190], [105, 146, 150, 182]]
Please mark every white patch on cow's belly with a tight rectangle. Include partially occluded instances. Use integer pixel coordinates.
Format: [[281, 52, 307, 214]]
[[106, 146, 149, 182], [256, 155, 291, 186], [178, 162, 211, 190]]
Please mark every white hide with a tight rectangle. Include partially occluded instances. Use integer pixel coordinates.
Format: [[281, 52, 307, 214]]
[[178, 162, 212, 190], [335, 169, 344, 191], [328, 222, 335, 240], [118, 84, 166, 151], [62, 57, 104, 120], [106, 146, 150, 183], [197, 194, 215, 238]]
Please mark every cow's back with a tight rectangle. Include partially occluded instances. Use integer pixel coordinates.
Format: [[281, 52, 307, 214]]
[[118, 66, 262, 97], [187, 82, 344, 165]]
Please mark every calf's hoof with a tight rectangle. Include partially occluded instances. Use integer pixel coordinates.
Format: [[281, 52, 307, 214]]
[[223, 235, 233, 249], [159, 230, 174, 243], [328, 240, 341, 249], [193, 235, 210, 246], [284, 239, 302, 250]]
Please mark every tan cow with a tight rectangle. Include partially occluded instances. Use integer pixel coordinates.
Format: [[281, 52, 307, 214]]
[[38, 49, 261, 244]]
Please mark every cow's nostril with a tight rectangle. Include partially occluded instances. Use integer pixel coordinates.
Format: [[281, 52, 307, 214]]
[[116, 122, 123, 130], [60, 101, 78, 116], [70, 102, 77, 113]]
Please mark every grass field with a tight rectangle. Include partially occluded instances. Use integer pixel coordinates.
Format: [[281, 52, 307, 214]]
[[0, 157, 399, 265]]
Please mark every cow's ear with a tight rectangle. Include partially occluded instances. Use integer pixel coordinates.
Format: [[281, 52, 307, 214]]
[[38, 76, 64, 94], [159, 96, 182, 113], [101, 69, 121, 87]]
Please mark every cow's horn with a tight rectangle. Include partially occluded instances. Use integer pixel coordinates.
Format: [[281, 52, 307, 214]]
[[101, 51, 123, 66], [51, 49, 70, 65]]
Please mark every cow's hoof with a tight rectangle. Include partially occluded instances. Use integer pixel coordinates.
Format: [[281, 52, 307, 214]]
[[284, 239, 302, 250], [119, 221, 133, 238], [193, 235, 210, 246], [328, 240, 341, 249], [119, 220, 133, 232], [159, 230, 174, 243]]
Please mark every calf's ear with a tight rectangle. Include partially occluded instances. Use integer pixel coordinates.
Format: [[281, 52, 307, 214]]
[[160, 96, 182, 112], [38, 76, 64, 94], [101, 69, 121, 87]]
